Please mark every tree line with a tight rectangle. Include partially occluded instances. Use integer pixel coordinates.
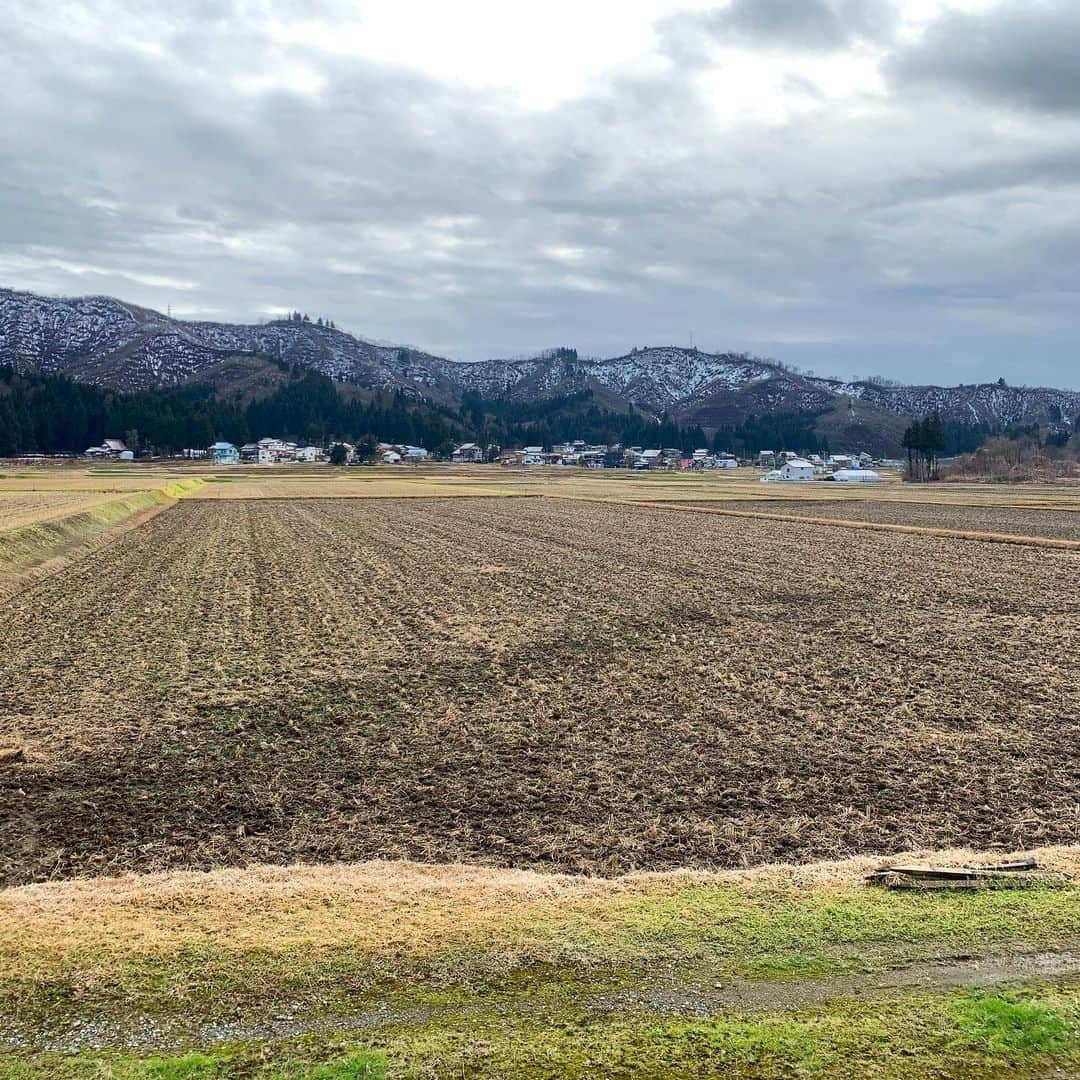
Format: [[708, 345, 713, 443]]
[[2, 365, 1028, 462], [0, 369, 732, 457], [902, 411, 946, 481], [0, 367, 469, 457]]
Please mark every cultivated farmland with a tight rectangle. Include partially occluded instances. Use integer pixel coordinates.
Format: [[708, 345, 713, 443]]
[[2, 494, 1077, 886], [672, 498, 1080, 542]]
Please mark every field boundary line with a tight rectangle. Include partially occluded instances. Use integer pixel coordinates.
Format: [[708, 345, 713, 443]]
[[679, 496, 1080, 514], [187, 492, 543, 502], [547, 495, 1080, 551]]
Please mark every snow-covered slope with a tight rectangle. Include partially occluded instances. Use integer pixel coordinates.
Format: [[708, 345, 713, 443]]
[[0, 288, 455, 397], [809, 377, 1080, 429], [2, 287, 1078, 433]]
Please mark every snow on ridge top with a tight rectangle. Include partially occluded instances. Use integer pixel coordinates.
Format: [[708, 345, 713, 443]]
[[438, 347, 778, 406], [593, 347, 777, 399]]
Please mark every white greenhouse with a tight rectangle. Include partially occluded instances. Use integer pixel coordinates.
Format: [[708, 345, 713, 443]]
[[832, 468, 881, 483]]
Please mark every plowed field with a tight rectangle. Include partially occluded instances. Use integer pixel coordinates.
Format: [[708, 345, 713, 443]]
[[1, 496, 1077, 885], [665, 498, 1080, 541]]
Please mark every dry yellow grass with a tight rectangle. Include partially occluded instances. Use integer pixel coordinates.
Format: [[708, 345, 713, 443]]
[[0, 467, 189, 493], [0, 491, 120, 531], [0, 479, 204, 594], [3, 847, 1077, 977], [189, 466, 1080, 514], [189, 476, 529, 499], [4, 461, 1078, 512]]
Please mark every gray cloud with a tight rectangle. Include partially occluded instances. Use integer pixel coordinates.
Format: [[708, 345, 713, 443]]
[[1, 2, 1079, 387], [662, 0, 897, 59], [889, 2, 1080, 113]]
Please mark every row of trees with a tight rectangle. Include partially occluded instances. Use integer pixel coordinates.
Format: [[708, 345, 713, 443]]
[[0, 368, 463, 457], [0, 369, 248, 457], [0, 368, 732, 458], [710, 412, 830, 457], [902, 411, 947, 481], [282, 312, 337, 329], [6, 366, 1048, 464]]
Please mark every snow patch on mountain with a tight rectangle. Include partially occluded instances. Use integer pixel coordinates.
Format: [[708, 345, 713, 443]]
[[3, 287, 1078, 431]]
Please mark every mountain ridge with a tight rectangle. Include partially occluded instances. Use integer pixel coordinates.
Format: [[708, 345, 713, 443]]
[[2, 287, 1078, 450]]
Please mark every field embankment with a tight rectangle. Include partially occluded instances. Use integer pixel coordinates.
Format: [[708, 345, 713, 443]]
[[2, 849, 1078, 1077], [0, 479, 203, 595]]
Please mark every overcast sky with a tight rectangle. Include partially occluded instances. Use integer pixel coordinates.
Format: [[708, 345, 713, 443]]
[[4, 1, 1080, 386]]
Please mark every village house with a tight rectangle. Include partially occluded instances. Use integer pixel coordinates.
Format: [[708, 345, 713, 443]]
[[452, 442, 483, 463], [251, 437, 299, 464], [85, 438, 129, 459], [779, 458, 815, 481], [208, 441, 240, 464]]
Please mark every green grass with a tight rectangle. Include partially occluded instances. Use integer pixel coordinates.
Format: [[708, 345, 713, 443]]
[[5, 987, 1077, 1079], [0, 1049, 387, 1079], [4, 881, 1077, 1038], [952, 993, 1070, 1055], [4, 866, 1078, 1076]]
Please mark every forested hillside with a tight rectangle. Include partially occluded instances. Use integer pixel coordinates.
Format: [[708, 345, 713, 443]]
[[1, 364, 1028, 459], [4, 289, 1079, 459]]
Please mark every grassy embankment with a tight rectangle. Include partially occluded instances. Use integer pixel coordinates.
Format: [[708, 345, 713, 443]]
[[2, 849, 1078, 1077], [0, 479, 204, 583]]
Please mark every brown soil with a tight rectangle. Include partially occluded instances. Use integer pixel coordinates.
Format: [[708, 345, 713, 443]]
[[666, 498, 1080, 541], [0, 497, 1078, 884]]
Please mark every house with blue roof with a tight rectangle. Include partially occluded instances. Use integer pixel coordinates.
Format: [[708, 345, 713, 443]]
[[208, 441, 240, 464]]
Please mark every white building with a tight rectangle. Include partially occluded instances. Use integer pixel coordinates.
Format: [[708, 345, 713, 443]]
[[832, 467, 881, 483], [780, 458, 815, 481], [255, 437, 294, 464], [85, 438, 129, 459], [452, 443, 483, 463]]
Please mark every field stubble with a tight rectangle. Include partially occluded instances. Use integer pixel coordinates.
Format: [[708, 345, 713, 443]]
[[664, 498, 1080, 542], [0, 495, 1077, 884]]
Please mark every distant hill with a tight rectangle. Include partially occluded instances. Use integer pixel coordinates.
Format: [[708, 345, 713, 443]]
[[2, 287, 1078, 455]]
